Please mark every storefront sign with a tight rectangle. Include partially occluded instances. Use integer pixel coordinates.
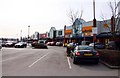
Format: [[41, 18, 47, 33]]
[[82, 26, 92, 33], [64, 29, 72, 35]]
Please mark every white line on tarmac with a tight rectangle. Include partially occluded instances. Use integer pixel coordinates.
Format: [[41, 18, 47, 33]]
[[0, 58, 14, 63], [67, 57, 72, 69], [28, 52, 49, 67]]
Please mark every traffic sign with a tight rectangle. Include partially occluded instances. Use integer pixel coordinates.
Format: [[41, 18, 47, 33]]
[[92, 27, 97, 34]]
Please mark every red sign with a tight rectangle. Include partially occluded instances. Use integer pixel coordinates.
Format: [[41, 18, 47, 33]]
[[40, 34, 47, 38]]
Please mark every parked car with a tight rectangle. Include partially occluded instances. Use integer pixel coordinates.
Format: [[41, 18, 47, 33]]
[[81, 41, 91, 45], [56, 42, 63, 46], [89, 42, 105, 49], [107, 41, 120, 50], [50, 41, 56, 46], [70, 45, 99, 64], [46, 42, 52, 46], [46, 41, 56, 46], [34, 40, 48, 49], [31, 41, 38, 47], [1, 42, 7, 47], [5, 41, 16, 47], [14, 42, 27, 48]]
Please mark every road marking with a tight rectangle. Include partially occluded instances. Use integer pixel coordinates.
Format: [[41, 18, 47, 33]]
[[67, 57, 72, 69], [0, 58, 13, 63], [28, 52, 49, 67]]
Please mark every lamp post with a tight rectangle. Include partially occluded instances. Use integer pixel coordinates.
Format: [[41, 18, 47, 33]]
[[28, 25, 30, 45], [64, 25, 66, 47], [20, 30, 22, 41], [93, 0, 96, 49], [28, 25, 30, 40]]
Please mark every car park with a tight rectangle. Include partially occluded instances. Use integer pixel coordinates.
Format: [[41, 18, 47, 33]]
[[70, 45, 99, 64], [34, 40, 48, 49], [14, 42, 27, 48]]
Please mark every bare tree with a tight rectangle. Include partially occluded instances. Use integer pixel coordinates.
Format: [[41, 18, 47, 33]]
[[67, 8, 83, 24], [66, 8, 83, 43], [101, 0, 120, 40], [109, 1, 120, 32]]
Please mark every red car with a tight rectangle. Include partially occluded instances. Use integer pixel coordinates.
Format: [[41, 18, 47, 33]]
[[31, 41, 38, 47]]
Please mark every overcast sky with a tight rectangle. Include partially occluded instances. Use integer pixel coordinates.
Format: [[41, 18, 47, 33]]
[[0, 0, 119, 38]]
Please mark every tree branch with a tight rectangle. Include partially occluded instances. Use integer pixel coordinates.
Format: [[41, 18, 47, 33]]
[[67, 8, 83, 24]]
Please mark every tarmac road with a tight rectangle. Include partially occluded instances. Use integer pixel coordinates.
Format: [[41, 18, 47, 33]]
[[1, 46, 119, 76]]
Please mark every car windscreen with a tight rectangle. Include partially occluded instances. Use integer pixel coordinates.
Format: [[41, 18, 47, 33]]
[[78, 46, 93, 50]]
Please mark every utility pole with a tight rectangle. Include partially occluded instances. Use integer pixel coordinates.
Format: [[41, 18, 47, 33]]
[[93, 0, 96, 49]]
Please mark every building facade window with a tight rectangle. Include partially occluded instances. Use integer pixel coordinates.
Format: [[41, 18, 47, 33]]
[[58, 31, 62, 35]]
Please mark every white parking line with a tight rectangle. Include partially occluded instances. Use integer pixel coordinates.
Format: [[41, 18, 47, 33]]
[[28, 52, 49, 67], [67, 57, 72, 69], [0, 58, 12, 63]]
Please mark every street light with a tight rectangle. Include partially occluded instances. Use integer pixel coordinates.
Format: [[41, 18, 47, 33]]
[[64, 25, 66, 47], [93, 0, 96, 49], [28, 25, 30, 40], [28, 25, 30, 45], [20, 30, 22, 41]]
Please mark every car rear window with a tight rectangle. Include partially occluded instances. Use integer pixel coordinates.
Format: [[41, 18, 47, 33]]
[[78, 46, 93, 50], [81, 41, 90, 45]]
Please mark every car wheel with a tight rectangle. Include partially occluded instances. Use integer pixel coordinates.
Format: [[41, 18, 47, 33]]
[[73, 57, 78, 64]]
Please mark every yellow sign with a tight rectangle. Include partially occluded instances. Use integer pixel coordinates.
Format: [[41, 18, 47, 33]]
[[82, 26, 92, 32], [103, 23, 108, 28]]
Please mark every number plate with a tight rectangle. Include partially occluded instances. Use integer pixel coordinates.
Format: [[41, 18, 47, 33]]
[[84, 54, 93, 56]]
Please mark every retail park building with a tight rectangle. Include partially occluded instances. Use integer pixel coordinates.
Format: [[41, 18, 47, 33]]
[[31, 17, 120, 45]]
